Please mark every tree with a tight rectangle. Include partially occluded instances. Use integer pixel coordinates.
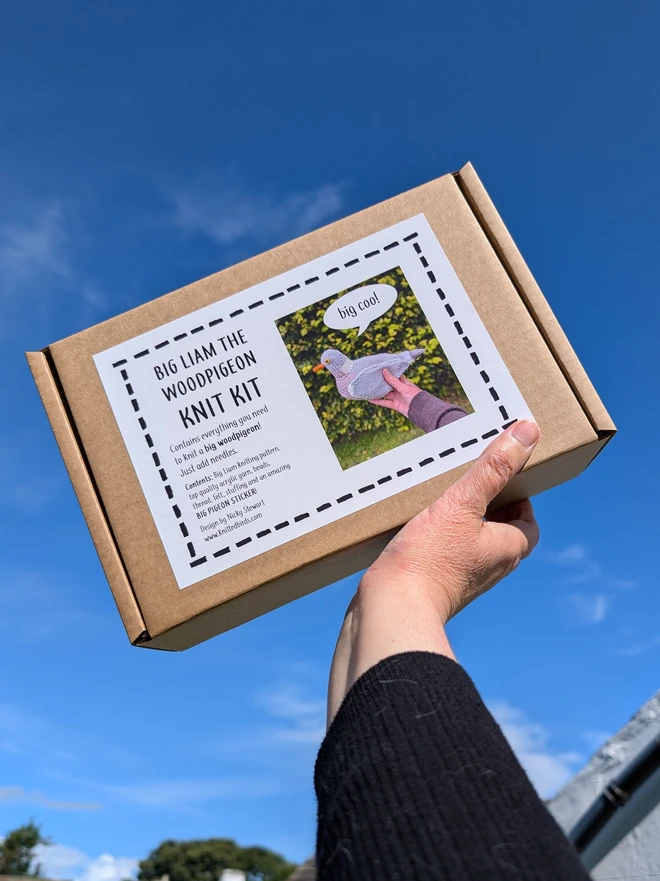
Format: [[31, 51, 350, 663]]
[[0, 821, 49, 877], [137, 838, 295, 881]]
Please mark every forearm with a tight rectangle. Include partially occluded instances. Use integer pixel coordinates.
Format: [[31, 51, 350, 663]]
[[319, 421, 554, 878], [327, 579, 454, 725], [317, 652, 590, 881]]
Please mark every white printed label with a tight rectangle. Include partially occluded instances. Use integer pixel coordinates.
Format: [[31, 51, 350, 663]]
[[94, 215, 531, 588]]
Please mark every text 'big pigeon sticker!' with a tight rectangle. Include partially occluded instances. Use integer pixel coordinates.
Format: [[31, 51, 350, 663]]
[[323, 284, 397, 335]]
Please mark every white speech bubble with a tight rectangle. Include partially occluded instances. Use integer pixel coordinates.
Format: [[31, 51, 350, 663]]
[[323, 283, 398, 336]]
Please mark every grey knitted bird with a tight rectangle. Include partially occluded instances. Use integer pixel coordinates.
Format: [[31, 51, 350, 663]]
[[313, 347, 424, 401]]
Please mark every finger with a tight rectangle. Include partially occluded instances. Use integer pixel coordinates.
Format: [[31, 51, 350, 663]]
[[369, 398, 397, 409], [510, 514, 540, 558], [382, 368, 407, 391], [447, 421, 540, 516], [486, 498, 535, 524], [487, 514, 540, 560]]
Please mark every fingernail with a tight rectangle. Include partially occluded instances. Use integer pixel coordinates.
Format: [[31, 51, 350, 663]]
[[511, 419, 540, 449]]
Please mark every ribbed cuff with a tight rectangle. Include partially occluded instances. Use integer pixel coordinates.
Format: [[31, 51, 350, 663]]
[[316, 651, 465, 781], [408, 390, 468, 433]]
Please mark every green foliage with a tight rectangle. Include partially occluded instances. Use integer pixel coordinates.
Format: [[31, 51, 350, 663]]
[[334, 423, 426, 470], [0, 821, 50, 877], [137, 838, 295, 881], [278, 266, 472, 452]]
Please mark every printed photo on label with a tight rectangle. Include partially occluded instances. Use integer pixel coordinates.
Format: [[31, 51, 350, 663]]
[[277, 266, 473, 470]]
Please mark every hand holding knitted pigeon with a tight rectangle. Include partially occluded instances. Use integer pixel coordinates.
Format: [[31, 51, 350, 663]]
[[313, 347, 424, 401], [368, 369, 422, 417]]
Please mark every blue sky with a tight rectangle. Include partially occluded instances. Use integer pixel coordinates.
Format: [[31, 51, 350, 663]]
[[1, 0, 659, 877]]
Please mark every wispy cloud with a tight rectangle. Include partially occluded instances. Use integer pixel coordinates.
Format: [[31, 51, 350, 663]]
[[564, 592, 611, 625], [255, 683, 326, 746], [102, 776, 280, 807], [617, 635, 660, 657], [202, 678, 327, 766], [567, 562, 602, 585], [544, 543, 635, 625], [546, 543, 588, 565], [168, 176, 343, 249], [0, 568, 103, 643], [0, 693, 140, 785], [0, 785, 101, 811], [49, 767, 282, 810], [0, 200, 104, 329], [0, 202, 72, 288], [489, 700, 582, 798], [544, 543, 634, 590], [546, 543, 602, 584], [36, 843, 138, 881], [605, 575, 636, 591]]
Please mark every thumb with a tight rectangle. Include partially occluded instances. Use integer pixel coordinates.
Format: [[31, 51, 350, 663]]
[[447, 420, 540, 516], [383, 368, 405, 390]]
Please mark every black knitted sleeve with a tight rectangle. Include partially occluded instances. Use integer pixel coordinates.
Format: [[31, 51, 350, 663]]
[[315, 652, 589, 881]]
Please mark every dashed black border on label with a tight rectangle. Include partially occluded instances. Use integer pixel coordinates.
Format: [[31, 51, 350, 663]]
[[110, 230, 517, 570]]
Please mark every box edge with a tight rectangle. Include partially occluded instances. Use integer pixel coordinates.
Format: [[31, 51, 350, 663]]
[[493, 433, 612, 509], [142, 435, 614, 651], [454, 162, 616, 439], [26, 350, 149, 645], [30, 165, 617, 651], [140, 529, 397, 651]]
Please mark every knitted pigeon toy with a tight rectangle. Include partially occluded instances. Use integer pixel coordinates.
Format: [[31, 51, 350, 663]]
[[313, 347, 424, 401]]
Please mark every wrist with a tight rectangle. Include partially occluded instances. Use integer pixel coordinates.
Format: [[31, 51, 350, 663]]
[[327, 571, 457, 726], [356, 571, 456, 660], [401, 387, 421, 416], [361, 556, 459, 625]]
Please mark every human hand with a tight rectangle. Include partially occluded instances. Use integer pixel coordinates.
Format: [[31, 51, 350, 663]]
[[365, 418, 540, 621], [327, 420, 540, 724], [369, 368, 421, 417]]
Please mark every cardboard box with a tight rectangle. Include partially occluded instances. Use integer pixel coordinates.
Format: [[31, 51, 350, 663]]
[[27, 163, 615, 651]]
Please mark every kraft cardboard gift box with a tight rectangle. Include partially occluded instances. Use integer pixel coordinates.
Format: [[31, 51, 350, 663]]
[[27, 163, 615, 651]]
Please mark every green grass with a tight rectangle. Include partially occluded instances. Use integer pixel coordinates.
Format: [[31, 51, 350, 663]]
[[333, 423, 426, 470]]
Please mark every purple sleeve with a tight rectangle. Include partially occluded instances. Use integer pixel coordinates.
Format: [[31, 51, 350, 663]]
[[407, 390, 468, 433]]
